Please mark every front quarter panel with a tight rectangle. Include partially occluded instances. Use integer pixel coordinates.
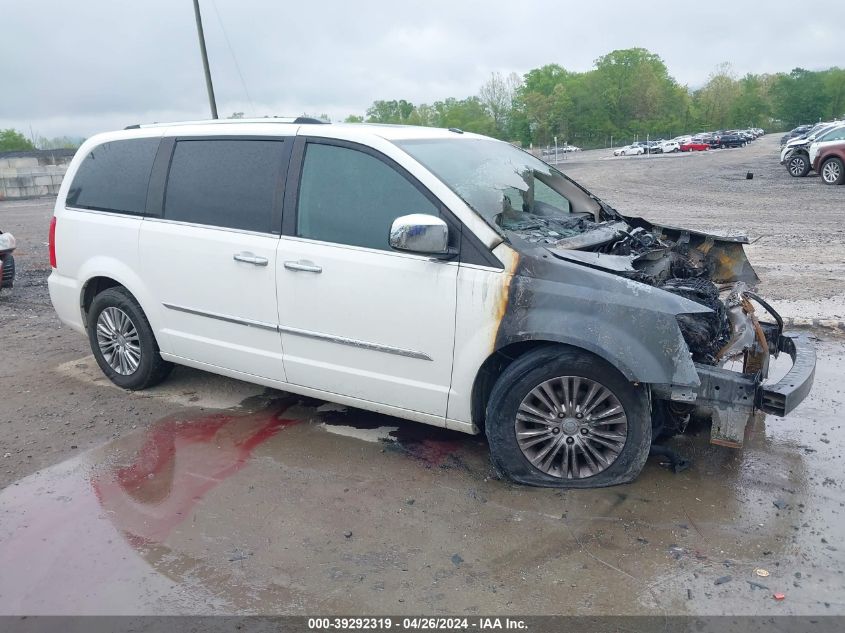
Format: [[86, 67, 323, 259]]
[[447, 243, 705, 430], [496, 263, 700, 386]]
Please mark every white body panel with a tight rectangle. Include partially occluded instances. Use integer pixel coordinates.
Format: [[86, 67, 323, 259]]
[[275, 236, 458, 417], [138, 219, 286, 381]]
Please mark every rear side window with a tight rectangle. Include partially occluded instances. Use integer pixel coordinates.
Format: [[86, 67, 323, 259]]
[[820, 127, 845, 142], [296, 143, 437, 250], [66, 138, 159, 214], [164, 139, 286, 233]]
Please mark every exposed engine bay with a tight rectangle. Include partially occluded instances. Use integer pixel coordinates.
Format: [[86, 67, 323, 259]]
[[502, 209, 776, 372]]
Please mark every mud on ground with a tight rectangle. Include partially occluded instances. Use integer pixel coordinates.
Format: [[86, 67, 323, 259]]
[[0, 135, 843, 616]]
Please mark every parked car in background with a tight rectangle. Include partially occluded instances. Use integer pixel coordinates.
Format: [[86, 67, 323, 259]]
[[780, 122, 842, 177], [679, 140, 710, 152], [713, 133, 746, 148], [613, 144, 645, 156], [561, 144, 581, 153], [810, 130, 845, 185], [780, 125, 813, 146], [659, 140, 680, 153], [0, 230, 16, 293]]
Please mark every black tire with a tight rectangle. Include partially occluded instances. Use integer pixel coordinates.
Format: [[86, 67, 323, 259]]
[[486, 345, 652, 488], [786, 153, 811, 177], [87, 287, 173, 390], [820, 157, 844, 185]]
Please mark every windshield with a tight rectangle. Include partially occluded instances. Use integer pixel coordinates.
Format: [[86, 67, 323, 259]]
[[396, 138, 602, 235]]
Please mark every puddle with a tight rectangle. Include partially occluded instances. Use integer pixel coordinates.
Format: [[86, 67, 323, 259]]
[[319, 423, 399, 443]]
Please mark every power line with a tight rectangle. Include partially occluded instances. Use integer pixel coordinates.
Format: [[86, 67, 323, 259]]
[[209, 0, 255, 114]]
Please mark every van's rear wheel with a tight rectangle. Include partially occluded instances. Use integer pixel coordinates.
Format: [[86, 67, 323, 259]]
[[87, 287, 173, 390], [486, 346, 651, 488]]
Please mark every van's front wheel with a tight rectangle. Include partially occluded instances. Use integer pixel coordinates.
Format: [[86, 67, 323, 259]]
[[87, 287, 173, 390], [486, 346, 651, 488]]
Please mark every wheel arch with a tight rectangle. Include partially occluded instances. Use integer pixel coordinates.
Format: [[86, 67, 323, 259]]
[[77, 260, 160, 333], [470, 338, 642, 433]]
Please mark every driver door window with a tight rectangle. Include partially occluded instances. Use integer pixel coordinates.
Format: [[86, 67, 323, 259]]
[[296, 143, 438, 250]]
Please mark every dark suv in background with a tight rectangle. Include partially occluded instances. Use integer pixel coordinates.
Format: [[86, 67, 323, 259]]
[[713, 132, 746, 148], [781, 125, 814, 146]]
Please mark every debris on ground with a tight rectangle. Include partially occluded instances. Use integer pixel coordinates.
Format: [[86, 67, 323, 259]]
[[773, 592, 786, 601], [714, 575, 732, 585], [755, 568, 770, 577], [747, 581, 769, 591], [451, 554, 464, 566], [773, 499, 788, 510], [228, 549, 250, 562], [344, 530, 353, 538]]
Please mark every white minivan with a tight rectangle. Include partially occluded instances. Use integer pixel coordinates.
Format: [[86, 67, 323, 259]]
[[49, 118, 814, 487]]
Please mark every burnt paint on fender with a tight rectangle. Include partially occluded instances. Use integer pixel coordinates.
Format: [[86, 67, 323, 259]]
[[492, 238, 709, 388]]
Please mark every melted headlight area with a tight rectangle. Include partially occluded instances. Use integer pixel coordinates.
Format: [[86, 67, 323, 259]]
[[510, 215, 770, 370]]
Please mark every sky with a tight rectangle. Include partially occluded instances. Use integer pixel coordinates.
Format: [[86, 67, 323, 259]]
[[2, 0, 844, 139]]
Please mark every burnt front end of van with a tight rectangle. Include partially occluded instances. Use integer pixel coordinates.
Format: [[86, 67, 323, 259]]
[[494, 215, 815, 448]]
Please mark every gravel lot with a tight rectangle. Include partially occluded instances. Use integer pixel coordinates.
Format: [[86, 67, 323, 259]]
[[0, 134, 843, 616], [555, 135, 845, 317]]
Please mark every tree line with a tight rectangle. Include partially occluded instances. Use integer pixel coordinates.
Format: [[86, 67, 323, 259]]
[[0, 129, 84, 153], [349, 48, 845, 149]]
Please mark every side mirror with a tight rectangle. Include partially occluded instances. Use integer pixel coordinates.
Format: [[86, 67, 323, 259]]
[[389, 214, 451, 256]]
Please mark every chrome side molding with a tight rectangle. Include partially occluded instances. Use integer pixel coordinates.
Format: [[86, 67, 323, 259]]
[[277, 324, 432, 361], [162, 303, 278, 332], [161, 303, 432, 360]]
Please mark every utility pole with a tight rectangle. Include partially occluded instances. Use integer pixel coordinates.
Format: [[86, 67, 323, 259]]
[[192, 0, 218, 119]]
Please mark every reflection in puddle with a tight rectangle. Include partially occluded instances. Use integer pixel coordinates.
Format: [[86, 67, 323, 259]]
[[314, 403, 472, 468], [92, 400, 301, 544]]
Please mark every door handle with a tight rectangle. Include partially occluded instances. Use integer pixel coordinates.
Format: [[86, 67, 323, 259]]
[[284, 260, 322, 273], [233, 252, 269, 266]]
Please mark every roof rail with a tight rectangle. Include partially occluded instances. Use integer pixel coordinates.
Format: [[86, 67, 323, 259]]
[[124, 116, 330, 130]]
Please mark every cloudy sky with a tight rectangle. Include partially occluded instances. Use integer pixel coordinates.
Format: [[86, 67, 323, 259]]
[[2, 0, 843, 139]]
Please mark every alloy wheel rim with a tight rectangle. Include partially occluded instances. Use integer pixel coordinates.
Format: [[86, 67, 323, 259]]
[[823, 162, 841, 182], [515, 376, 628, 479], [96, 307, 141, 375], [789, 157, 806, 175]]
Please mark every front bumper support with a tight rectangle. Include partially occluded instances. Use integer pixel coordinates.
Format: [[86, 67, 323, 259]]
[[690, 332, 816, 446]]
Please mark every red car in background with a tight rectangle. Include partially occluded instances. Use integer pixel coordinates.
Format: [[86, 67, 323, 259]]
[[679, 141, 710, 152]]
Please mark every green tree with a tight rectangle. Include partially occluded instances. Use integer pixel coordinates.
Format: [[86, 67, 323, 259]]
[[344, 114, 364, 123], [478, 71, 522, 136], [593, 49, 681, 130], [366, 99, 416, 123], [0, 129, 35, 152], [694, 63, 739, 129], [728, 74, 770, 128], [772, 69, 827, 126], [823, 67, 845, 119]]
